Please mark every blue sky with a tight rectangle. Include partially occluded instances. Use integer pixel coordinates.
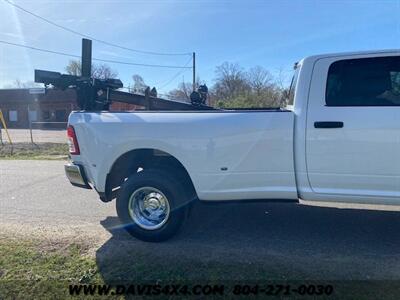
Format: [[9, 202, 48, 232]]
[[1, 0, 400, 94]]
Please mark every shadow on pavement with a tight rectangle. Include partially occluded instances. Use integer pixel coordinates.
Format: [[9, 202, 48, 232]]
[[96, 202, 400, 283]]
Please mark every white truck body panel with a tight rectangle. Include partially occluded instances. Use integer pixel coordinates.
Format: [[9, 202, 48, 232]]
[[70, 111, 298, 201]]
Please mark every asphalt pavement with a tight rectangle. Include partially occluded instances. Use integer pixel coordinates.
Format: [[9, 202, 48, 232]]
[[0, 160, 113, 225], [1, 160, 400, 280]]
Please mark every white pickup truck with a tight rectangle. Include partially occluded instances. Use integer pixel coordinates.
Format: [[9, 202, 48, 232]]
[[65, 50, 400, 241]]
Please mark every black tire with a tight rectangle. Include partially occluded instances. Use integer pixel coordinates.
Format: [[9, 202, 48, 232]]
[[116, 169, 190, 242]]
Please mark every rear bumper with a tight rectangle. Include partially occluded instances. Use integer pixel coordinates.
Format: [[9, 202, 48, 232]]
[[65, 163, 92, 189]]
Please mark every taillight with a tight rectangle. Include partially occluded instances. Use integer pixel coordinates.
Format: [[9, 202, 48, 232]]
[[67, 125, 80, 155]]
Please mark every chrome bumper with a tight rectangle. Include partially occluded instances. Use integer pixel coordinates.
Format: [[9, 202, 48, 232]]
[[65, 163, 91, 189]]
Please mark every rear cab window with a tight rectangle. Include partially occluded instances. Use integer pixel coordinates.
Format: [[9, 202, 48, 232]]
[[287, 64, 300, 106]]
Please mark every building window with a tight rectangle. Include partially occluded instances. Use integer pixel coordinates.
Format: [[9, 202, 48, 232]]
[[9, 110, 18, 122], [42, 111, 50, 121], [28, 110, 38, 122], [55, 109, 67, 121]]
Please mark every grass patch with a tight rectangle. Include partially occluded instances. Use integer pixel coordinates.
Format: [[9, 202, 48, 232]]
[[0, 143, 68, 160], [0, 237, 399, 299], [0, 239, 103, 299]]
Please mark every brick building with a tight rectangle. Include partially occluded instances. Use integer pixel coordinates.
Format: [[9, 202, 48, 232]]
[[0, 88, 138, 128]]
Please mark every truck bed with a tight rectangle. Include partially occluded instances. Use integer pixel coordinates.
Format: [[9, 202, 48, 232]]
[[69, 110, 297, 201]]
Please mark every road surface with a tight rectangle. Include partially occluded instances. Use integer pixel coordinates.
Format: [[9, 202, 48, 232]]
[[1, 160, 400, 280]]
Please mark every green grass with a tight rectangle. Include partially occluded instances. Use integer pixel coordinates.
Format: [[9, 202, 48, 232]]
[[0, 237, 400, 299], [0, 239, 105, 299], [1, 237, 399, 299], [0, 143, 68, 160]]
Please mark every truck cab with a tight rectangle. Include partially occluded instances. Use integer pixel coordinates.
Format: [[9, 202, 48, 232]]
[[294, 51, 400, 205]]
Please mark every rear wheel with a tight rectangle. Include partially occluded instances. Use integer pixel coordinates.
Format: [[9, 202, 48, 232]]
[[116, 169, 189, 242]]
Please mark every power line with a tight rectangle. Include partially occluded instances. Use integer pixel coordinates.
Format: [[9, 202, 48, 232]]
[[3, 0, 191, 57], [1, 40, 80, 58], [158, 56, 193, 89], [95, 56, 190, 69], [0, 40, 192, 69]]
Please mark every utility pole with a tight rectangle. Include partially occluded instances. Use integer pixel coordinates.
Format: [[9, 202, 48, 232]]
[[81, 38, 92, 77], [192, 52, 196, 92]]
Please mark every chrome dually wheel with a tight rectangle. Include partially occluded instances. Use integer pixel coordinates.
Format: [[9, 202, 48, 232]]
[[116, 169, 190, 242], [128, 187, 171, 230]]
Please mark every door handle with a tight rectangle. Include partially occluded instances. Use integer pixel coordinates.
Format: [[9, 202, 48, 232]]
[[314, 121, 344, 128]]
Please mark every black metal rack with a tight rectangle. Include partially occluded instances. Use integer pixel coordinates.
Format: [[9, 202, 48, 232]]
[[34, 39, 215, 111]]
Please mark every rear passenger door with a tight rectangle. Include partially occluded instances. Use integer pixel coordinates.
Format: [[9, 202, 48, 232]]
[[306, 54, 400, 202]]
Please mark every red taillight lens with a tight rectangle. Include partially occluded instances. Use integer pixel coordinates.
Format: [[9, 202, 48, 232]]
[[67, 126, 80, 155]]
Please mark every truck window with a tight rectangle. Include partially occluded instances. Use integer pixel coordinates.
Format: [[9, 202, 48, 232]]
[[326, 56, 400, 106], [287, 67, 299, 106]]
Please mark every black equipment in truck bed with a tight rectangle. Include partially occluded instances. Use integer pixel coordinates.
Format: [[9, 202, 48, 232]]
[[34, 69, 214, 111], [34, 38, 215, 111]]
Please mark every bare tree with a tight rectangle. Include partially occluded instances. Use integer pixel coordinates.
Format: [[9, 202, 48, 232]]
[[92, 64, 118, 80], [168, 83, 191, 101], [167, 77, 202, 101], [275, 67, 291, 105], [65, 60, 118, 79], [247, 66, 274, 95], [166, 62, 291, 109], [210, 63, 288, 108], [65, 60, 81, 76], [131, 75, 147, 94], [275, 67, 290, 91], [213, 62, 250, 100]]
